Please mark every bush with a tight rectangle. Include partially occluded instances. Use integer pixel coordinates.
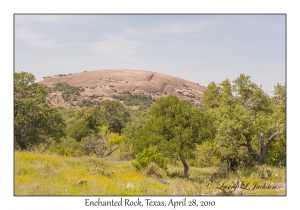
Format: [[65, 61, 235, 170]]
[[143, 162, 165, 178], [51, 83, 84, 102], [250, 165, 279, 179], [132, 147, 167, 171], [80, 127, 124, 158], [81, 135, 106, 157], [113, 92, 155, 109], [78, 99, 101, 108], [33, 138, 56, 154], [50, 137, 84, 157]]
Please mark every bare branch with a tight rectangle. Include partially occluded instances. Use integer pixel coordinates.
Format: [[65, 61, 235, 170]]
[[266, 131, 285, 146], [104, 146, 119, 157], [263, 122, 285, 146], [276, 122, 281, 132]]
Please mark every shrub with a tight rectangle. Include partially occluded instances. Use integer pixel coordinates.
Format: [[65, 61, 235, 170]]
[[132, 147, 167, 171], [81, 135, 106, 157], [250, 165, 279, 179], [78, 99, 100, 108], [50, 137, 84, 157], [113, 92, 155, 109], [51, 83, 84, 102], [80, 126, 124, 158], [143, 162, 165, 178]]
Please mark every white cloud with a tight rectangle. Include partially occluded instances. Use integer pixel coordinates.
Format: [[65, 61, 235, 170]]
[[15, 27, 67, 48], [88, 34, 143, 62], [14, 15, 118, 49], [124, 19, 220, 36]]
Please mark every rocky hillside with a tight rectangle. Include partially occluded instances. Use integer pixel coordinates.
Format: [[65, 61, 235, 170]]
[[38, 69, 206, 109]]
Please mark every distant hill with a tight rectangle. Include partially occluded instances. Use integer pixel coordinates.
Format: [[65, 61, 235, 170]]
[[38, 69, 206, 109]]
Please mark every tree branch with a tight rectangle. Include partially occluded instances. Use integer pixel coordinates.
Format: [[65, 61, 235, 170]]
[[276, 122, 281, 132], [104, 146, 119, 157], [242, 135, 261, 162], [265, 122, 285, 146], [238, 143, 248, 148], [266, 131, 285, 146]]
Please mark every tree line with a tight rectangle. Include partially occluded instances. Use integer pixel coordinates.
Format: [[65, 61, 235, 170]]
[[14, 71, 286, 178]]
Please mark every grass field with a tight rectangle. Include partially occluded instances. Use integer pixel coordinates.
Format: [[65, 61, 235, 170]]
[[14, 151, 286, 196]]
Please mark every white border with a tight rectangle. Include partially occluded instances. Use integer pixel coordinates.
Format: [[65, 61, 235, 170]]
[[2, 1, 298, 209]]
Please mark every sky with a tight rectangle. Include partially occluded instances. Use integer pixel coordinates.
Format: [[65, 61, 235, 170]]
[[15, 14, 286, 95]]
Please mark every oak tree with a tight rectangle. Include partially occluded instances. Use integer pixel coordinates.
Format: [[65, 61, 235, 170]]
[[14, 72, 65, 150], [132, 95, 213, 178], [201, 74, 286, 167]]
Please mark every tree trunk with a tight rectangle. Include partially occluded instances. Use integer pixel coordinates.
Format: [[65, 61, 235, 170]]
[[14, 127, 27, 150], [241, 129, 284, 165], [258, 131, 267, 165], [258, 145, 267, 165], [179, 153, 189, 178]]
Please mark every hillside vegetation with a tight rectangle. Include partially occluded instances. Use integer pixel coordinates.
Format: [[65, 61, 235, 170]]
[[38, 70, 206, 109]]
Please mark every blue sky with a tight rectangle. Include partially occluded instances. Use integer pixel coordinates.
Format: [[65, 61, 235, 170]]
[[15, 14, 285, 95]]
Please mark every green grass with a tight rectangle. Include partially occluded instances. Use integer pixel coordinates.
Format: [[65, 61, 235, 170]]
[[14, 151, 286, 196]]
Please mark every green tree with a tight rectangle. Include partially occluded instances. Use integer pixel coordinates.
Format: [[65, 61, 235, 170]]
[[66, 120, 91, 142], [14, 72, 65, 150], [90, 100, 130, 134], [264, 83, 286, 166], [63, 107, 94, 141], [201, 74, 286, 166], [122, 111, 149, 159], [132, 95, 214, 178], [61, 101, 130, 142]]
